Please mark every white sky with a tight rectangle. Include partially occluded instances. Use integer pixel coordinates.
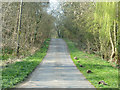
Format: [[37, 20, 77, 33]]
[[49, 0, 59, 9], [47, 0, 59, 14]]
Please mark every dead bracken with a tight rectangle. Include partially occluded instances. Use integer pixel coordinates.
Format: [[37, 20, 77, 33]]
[[98, 80, 107, 85], [79, 64, 83, 67], [77, 61, 80, 63], [74, 56, 78, 60], [87, 70, 93, 73]]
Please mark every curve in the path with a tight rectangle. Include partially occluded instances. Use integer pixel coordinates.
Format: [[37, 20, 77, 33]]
[[17, 38, 95, 88]]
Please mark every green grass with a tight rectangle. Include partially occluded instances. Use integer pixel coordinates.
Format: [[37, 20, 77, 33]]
[[65, 39, 118, 88], [0, 47, 14, 60], [0, 54, 14, 61], [2, 38, 51, 89]]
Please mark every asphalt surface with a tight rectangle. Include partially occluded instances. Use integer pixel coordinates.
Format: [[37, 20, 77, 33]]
[[17, 38, 95, 88]]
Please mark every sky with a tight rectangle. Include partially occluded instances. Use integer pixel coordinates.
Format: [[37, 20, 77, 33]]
[[47, 0, 60, 15]]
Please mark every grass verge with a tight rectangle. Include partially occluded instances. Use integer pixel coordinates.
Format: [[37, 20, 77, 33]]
[[2, 38, 51, 89], [65, 39, 118, 88]]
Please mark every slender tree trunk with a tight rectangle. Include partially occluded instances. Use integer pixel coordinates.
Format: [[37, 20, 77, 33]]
[[109, 27, 115, 62], [13, 9, 19, 50], [16, 0, 23, 57], [116, 3, 120, 64], [57, 29, 60, 38], [87, 39, 90, 53], [116, 23, 120, 64], [34, 21, 38, 44], [113, 20, 117, 63]]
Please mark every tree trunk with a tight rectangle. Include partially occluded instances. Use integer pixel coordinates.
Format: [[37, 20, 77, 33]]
[[16, 0, 23, 57], [109, 27, 115, 62], [113, 20, 118, 63]]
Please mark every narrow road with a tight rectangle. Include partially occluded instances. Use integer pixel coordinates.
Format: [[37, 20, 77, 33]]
[[17, 38, 95, 88]]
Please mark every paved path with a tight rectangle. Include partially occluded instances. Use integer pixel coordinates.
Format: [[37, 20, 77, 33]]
[[17, 38, 95, 88]]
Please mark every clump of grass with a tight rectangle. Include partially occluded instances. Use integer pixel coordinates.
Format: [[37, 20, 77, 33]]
[[65, 39, 118, 88], [2, 38, 50, 89]]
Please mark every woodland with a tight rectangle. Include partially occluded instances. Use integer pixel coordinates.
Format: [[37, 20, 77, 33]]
[[0, 1, 120, 89], [1, 2, 120, 64], [55, 2, 120, 64], [1, 2, 54, 60]]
